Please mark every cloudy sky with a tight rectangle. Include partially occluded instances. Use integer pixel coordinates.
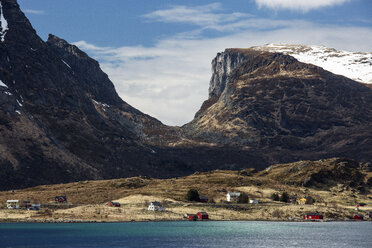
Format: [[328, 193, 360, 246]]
[[19, 0, 372, 126]]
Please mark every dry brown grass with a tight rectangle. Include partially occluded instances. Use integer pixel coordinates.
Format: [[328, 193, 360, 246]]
[[0, 164, 371, 222]]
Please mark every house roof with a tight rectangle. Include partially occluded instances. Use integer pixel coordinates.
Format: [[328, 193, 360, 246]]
[[227, 192, 240, 196], [199, 196, 208, 199], [6, 200, 19, 203], [185, 213, 197, 216], [306, 212, 322, 216], [198, 212, 208, 215]]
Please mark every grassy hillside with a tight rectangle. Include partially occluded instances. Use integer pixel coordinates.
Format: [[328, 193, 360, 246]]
[[0, 158, 371, 222]]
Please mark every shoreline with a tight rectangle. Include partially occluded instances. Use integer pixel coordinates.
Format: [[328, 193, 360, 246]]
[[0, 217, 366, 224]]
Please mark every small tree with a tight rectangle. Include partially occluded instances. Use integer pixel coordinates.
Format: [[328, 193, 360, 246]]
[[272, 192, 280, 201], [186, 189, 200, 202], [280, 192, 289, 203], [238, 193, 249, 204]]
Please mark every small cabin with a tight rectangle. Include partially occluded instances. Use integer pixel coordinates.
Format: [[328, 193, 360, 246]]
[[249, 199, 259, 204], [354, 214, 363, 220], [226, 192, 240, 202], [55, 196, 67, 203], [184, 214, 198, 221], [147, 201, 165, 211], [106, 201, 121, 207], [304, 212, 323, 220], [199, 197, 209, 203], [6, 200, 19, 209], [197, 212, 209, 220]]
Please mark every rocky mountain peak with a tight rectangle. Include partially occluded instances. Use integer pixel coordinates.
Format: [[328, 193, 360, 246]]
[[46, 33, 123, 106], [0, 0, 40, 46], [47, 34, 89, 60]]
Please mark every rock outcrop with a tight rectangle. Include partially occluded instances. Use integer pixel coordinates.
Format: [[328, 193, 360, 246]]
[[209, 51, 248, 98]]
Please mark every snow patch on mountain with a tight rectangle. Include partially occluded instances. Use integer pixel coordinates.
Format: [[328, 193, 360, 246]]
[[62, 59, 72, 69], [252, 44, 372, 84], [0, 79, 7, 88], [0, 1, 9, 42]]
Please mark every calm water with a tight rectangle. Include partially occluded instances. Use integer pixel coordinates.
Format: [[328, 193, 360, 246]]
[[0, 221, 371, 248]]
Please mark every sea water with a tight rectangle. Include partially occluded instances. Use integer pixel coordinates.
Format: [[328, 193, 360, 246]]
[[0, 221, 371, 248]]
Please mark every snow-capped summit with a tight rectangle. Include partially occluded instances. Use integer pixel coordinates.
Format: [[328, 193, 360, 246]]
[[251, 44, 372, 84]]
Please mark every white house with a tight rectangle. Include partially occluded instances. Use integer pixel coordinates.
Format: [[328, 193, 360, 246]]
[[249, 198, 259, 204], [226, 192, 240, 202], [6, 200, 19, 209], [147, 201, 165, 211]]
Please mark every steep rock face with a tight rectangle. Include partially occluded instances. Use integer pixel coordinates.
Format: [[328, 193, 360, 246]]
[[185, 49, 372, 164], [209, 51, 248, 98]]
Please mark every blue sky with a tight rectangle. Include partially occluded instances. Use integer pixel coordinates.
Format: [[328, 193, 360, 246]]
[[18, 0, 372, 125]]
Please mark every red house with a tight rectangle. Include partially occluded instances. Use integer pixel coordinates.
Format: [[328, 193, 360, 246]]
[[199, 197, 209, 203], [197, 212, 209, 220], [354, 214, 363, 220], [304, 212, 323, 220], [184, 214, 198, 221]]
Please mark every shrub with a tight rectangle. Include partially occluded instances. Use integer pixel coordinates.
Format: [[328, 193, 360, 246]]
[[272, 192, 280, 201], [238, 193, 249, 204], [306, 196, 315, 205], [186, 189, 200, 202], [280, 192, 289, 203]]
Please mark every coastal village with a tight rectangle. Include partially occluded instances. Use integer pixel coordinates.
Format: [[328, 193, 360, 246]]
[[0, 158, 371, 223]]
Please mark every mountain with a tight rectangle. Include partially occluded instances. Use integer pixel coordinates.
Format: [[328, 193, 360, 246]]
[[1, 0, 371, 190], [0, 0, 265, 189], [184, 49, 372, 164]]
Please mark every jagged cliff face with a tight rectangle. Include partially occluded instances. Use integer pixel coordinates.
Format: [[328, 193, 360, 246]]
[[185, 49, 372, 163], [209, 51, 248, 98]]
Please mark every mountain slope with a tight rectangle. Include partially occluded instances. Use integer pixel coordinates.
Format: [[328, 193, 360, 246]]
[[184, 49, 372, 164]]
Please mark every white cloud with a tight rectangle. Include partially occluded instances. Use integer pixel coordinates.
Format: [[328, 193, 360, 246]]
[[255, 0, 350, 12], [142, 3, 252, 31], [23, 9, 45, 15], [74, 3, 372, 126]]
